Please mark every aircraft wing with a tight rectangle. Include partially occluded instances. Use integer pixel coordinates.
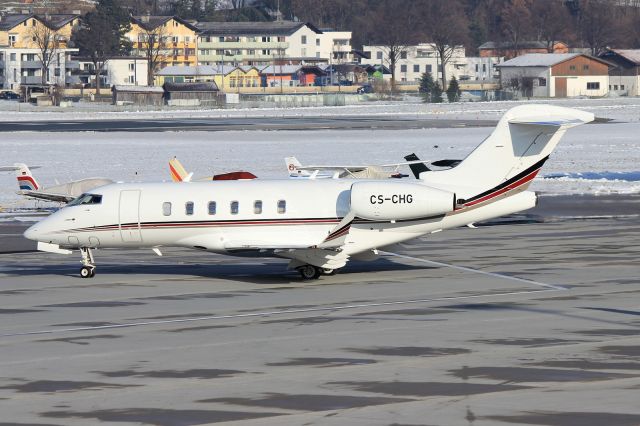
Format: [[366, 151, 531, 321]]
[[17, 190, 74, 203], [0, 165, 42, 172], [224, 242, 312, 251]]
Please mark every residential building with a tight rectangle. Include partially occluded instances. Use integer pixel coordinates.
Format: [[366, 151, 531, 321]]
[[75, 57, 148, 87], [361, 44, 466, 84], [316, 30, 353, 63], [261, 65, 325, 87], [479, 41, 569, 59], [465, 56, 503, 81], [195, 21, 331, 66], [498, 53, 610, 98], [599, 49, 640, 96], [126, 16, 199, 71], [155, 65, 260, 90], [0, 13, 80, 90]]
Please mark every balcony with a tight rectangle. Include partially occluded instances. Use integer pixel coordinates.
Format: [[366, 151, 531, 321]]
[[21, 76, 44, 85], [21, 60, 43, 69], [66, 75, 81, 85], [197, 41, 289, 50], [66, 61, 80, 69], [332, 44, 352, 53]]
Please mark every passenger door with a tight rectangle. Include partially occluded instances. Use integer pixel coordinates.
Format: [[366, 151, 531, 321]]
[[119, 190, 141, 242]]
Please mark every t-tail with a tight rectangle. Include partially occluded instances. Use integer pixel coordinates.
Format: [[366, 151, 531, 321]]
[[15, 163, 39, 191], [169, 157, 191, 182], [419, 105, 594, 207], [285, 156, 311, 178]]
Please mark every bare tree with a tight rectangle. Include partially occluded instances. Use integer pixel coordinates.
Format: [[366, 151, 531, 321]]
[[531, 0, 572, 52], [138, 24, 169, 86], [29, 19, 62, 85], [366, 0, 419, 90], [500, 0, 533, 57], [578, 0, 620, 56], [420, 0, 469, 90]]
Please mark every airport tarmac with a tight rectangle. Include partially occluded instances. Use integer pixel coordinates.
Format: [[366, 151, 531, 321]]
[[0, 211, 638, 425]]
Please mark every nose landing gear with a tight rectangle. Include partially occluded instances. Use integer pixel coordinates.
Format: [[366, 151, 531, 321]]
[[79, 247, 96, 278]]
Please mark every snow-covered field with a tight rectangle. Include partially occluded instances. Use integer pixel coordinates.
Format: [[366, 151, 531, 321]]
[[1, 119, 639, 208], [2, 96, 640, 122]]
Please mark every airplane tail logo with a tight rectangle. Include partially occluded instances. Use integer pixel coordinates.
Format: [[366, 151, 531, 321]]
[[169, 157, 189, 182], [285, 156, 309, 177], [15, 163, 39, 191]]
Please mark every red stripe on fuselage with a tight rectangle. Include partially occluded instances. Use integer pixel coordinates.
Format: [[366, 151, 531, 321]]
[[462, 168, 541, 208]]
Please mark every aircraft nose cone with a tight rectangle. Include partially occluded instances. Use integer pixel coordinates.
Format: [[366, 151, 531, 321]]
[[23, 225, 40, 241]]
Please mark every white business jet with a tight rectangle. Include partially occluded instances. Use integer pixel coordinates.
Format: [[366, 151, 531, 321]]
[[285, 156, 411, 179], [24, 105, 593, 279]]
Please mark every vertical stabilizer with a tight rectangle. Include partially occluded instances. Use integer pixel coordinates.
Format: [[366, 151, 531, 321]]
[[15, 163, 39, 191], [404, 153, 430, 178], [169, 157, 189, 182], [286, 156, 310, 177], [419, 105, 594, 200]]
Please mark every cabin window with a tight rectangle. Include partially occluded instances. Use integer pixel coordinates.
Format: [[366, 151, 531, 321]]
[[277, 200, 286, 214], [587, 82, 600, 90], [230, 201, 239, 215], [254, 200, 262, 214], [185, 201, 194, 215], [68, 193, 102, 206], [162, 202, 172, 216], [208, 201, 217, 215]]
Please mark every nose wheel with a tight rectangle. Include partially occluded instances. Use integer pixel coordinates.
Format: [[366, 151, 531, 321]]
[[79, 247, 96, 278]]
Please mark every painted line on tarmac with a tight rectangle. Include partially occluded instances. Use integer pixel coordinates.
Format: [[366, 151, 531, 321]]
[[380, 251, 567, 291], [0, 287, 560, 338]]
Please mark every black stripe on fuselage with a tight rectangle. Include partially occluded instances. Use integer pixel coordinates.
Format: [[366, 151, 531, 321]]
[[462, 155, 549, 204]]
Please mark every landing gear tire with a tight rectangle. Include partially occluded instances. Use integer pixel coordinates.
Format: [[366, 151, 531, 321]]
[[79, 247, 96, 278], [80, 266, 95, 278], [322, 268, 336, 276], [298, 265, 321, 280]]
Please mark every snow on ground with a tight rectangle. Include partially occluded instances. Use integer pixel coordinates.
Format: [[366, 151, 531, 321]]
[[1, 96, 640, 123], [1, 120, 638, 207]]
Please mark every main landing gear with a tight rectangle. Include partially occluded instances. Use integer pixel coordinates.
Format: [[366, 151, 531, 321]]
[[296, 265, 336, 280], [79, 247, 96, 278]]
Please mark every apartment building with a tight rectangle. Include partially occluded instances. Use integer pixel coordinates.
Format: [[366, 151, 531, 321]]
[[361, 43, 466, 84], [127, 15, 199, 69], [195, 21, 351, 66], [0, 13, 80, 90]]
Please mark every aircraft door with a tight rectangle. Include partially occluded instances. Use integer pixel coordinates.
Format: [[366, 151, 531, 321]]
[[119, 190, 141, 242]]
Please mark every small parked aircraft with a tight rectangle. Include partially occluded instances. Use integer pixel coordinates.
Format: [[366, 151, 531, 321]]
[[169, 157, 257, 182], [285, 156, 410, 179], [25, 105, 593, 279], [1, 163, 112, 203]]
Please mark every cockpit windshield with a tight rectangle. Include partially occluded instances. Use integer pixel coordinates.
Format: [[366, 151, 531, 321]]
[[67, 193, 103, 207]]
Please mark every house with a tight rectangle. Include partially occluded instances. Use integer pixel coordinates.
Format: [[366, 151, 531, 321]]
[[479, 41, 569, 59], [155, 65, 260, 91], [196, 21, 344, 67], [127, 15, 199, 71], [323, 64, 368, 85], [0, 13, 80, 90], [260, 65, 325, 87], [465, 56, 503, 81], [498, 53, 610, 98], [75, 57, 148, 88], [112, 85, 164, 106], [598, 49, 640, 96], [360, 43, 467, 84]]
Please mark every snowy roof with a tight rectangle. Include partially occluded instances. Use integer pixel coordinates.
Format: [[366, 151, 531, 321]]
[[156, 65, 238, 76], [196, 21, 321, 36], [609, 49, 640, 65], [132, 16, 199, 32], [112, 85, 164, 93], [500, 53, 579, 67], [479, 41, 566, 50], [260, 65, 303, 74]]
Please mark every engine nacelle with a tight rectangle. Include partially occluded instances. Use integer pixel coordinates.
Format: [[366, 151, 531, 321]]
[[350, 181, 455, 221]]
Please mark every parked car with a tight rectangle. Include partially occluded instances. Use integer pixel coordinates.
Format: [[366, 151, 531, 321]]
[[0, 91, 20, 100], [356, 84, 373, 94]]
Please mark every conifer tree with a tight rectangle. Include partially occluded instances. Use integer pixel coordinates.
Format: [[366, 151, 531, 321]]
[[446, 76, 461, 102]]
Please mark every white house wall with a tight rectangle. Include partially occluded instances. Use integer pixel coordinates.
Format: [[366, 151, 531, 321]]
[[608, 74, 639, 96], [561, 75, 608, 97]]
